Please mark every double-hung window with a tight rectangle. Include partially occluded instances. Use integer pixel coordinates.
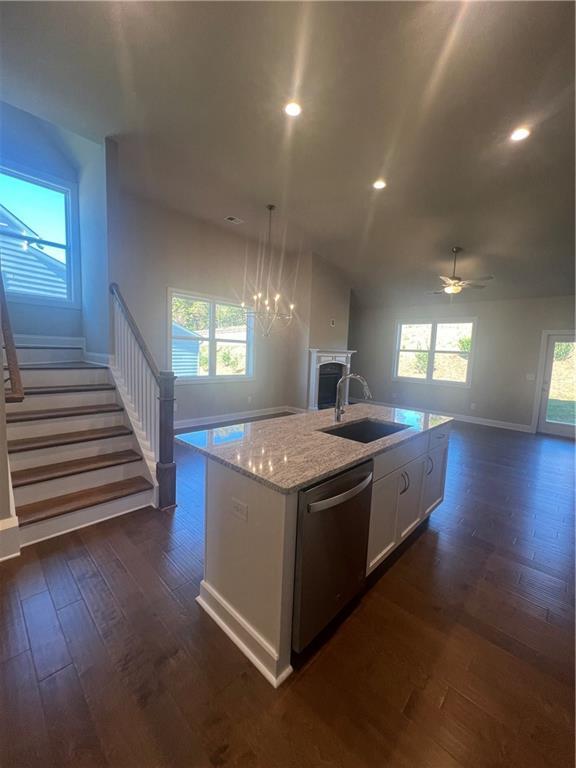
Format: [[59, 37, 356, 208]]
[[394, 320, 475, 385], [170, 290, 254, 380], [0, 168, 77, 304]]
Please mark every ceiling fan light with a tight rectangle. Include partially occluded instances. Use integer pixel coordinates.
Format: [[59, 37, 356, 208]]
[[444, 284, 462, 295]]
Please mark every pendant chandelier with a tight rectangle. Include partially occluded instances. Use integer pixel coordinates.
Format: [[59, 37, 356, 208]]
[[241, 204, 295, 337]]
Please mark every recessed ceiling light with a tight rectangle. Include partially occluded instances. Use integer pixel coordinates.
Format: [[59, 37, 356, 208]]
[[284, 102, 302, 117], [510, 127, 530, 142], [372, 179, 387, 190]]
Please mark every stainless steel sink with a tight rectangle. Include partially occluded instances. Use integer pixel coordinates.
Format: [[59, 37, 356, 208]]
[[321, 418, 409, 443]]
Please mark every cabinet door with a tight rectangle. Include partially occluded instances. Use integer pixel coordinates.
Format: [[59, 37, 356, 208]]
[[420, 445, 448, 518], [366, 472, 399, 575], [397, 458, 425, 541]]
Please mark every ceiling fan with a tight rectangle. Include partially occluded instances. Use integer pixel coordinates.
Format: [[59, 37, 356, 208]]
[[432, 246, 493, 295]]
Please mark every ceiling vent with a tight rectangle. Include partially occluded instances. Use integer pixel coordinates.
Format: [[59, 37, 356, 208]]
[[225, 215, 244, 225]]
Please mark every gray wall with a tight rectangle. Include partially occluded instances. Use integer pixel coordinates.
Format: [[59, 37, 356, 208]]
[[108, 190, 306, 421], [309, 255, 350, 350], [1, 103, 108, 348], [349, 294, 575, 427]]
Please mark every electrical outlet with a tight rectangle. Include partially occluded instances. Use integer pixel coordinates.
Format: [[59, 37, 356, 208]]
[[470, 402, 477, 411], [247, 394, 253, 404], [526, 373, 536, 381], [330, 318, 336, 327], [231, 498, 248, 522]]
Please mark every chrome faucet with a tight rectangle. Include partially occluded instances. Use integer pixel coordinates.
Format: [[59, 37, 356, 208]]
[[335, 373, 372, 422]]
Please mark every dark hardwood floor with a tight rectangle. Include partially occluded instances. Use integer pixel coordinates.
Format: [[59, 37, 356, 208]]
[[1, 423, 574, 767]]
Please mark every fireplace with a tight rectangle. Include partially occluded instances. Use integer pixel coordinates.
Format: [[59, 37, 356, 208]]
[[308, 349, 356, 410]]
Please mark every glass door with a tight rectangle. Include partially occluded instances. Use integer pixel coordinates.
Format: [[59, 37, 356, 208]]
[[537, 334, 575, 437]]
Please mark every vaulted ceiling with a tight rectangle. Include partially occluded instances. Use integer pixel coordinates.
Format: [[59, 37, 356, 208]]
[[0, 1, 573, 305]]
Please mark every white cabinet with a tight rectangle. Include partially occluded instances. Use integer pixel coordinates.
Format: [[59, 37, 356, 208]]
[[396, 458, 425, 541], [420, 444, 448, 518], [366, 472, 399, 574], [366, 456, 425, 574], [366, 429, 450, 575]]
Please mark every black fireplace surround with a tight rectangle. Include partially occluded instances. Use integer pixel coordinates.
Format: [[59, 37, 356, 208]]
[[317, 362, 345, 410]]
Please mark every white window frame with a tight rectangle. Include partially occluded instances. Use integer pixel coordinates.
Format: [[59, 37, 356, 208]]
[[0, 163, 81, 308], [167, 288, 255, 383], [393, 318, 477, 388]]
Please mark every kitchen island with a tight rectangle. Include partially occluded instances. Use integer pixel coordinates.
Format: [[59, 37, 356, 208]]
[[178, 403, 452, 686]]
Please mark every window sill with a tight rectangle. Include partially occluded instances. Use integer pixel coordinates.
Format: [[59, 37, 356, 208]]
[[175, 376, 255, 385], [393, 376, 471, 389]]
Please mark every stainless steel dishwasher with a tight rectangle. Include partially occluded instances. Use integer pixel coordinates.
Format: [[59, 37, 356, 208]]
[[292, 460, 373, 653]]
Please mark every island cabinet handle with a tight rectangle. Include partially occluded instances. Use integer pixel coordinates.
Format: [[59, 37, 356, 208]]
[[399, 471, 410, 495], [308, 473, 373, 513], [426, 456, 434, 476]]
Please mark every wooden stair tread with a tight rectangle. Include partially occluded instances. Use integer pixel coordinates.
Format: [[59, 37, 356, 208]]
[[17, 477, 154, 526], [8, 425, 133, 453], [24, 384, 116, 395], [6, 403, 123, 423], [3, 361, 107, 370], [11, 450, 143, 487]]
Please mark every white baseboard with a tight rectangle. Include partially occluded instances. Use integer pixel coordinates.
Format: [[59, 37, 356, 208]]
[[197, 580, 293, 688], [349, 398, 533, 433], [13, 334, 85, 349], [175, 405, 305, 431], [84, 351, 110, 365]]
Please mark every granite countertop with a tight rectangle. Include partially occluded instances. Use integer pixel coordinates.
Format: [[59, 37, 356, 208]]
[[176, 403, 452, 494]]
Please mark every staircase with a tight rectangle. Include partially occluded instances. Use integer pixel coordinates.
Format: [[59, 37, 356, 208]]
[[4, 344, 156, 546]]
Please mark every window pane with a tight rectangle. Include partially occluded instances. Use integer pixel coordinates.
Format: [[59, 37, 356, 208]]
[[172, 339, 209, 377], [216, 303, 247, 341], [0, 171, 67, 244], [216, 342, 247, 376], [435, 322, 473, 353], [397, 351, 428, 378], [399, 324, 432, 351], [433, 352, 469, 382], [172, 296, 210, 337], [0, 172, 69, 299], [546, 341, 575, 425]]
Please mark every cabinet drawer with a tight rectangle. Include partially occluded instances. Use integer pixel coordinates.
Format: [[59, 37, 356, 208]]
[[373, 433, 429, 481]]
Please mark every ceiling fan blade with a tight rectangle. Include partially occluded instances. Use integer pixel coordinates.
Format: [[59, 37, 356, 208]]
[[465, 275, 494, 282], [429, 290, 446, 294], [463, 283, 486, 289], [439, 276, 454, 285]]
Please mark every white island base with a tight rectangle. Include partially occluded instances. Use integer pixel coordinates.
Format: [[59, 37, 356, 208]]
[[197, 460, 299, 687], [186, 404, 452, 687]]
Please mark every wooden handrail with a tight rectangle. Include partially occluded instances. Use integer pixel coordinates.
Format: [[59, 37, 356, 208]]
[[110, 282, 176, 512], [0, 271, 24, 403], [109, 282, 161, 382]]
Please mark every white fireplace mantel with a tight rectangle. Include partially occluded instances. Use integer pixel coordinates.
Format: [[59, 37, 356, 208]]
[[307, 348, 356, 410]]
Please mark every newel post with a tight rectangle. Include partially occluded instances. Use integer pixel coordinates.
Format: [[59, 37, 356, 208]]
[[157, 370, 177, 512]]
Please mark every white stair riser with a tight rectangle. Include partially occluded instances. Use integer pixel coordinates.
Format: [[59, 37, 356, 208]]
[[18, 369, 110, 387], [8, 435, 136, 469], [6, 390, 118, 413], [14, 461, 147, 506], [4, 347, 84, 365], [7, 412, 126, 440], [19, 489, 156, 547]]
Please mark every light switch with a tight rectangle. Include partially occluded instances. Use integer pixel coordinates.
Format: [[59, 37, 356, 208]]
[[231, 498, 248, 522], [526, 373, 536, 381]]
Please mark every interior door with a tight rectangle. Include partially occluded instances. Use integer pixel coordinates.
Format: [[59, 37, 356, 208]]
[[537, 334, 575, 438]]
